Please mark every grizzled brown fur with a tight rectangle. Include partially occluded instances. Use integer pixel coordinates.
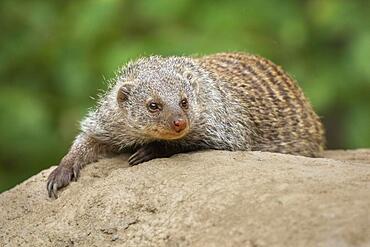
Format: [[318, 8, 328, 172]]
[[198, 53, 324, 155], [47, 52, 325, 198]]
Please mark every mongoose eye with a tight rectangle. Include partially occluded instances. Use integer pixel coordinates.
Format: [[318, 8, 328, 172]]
[[180, 99, 189, 109], [147, 102, 161, 112]]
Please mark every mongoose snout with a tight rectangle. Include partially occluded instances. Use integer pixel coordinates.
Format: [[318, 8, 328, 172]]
[[172, 118, 187, 133]]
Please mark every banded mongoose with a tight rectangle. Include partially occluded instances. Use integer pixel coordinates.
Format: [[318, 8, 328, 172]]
[[47, 52, 325, 198]]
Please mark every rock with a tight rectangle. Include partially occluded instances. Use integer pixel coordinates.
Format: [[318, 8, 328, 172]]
[[1, 150, 370, 246]]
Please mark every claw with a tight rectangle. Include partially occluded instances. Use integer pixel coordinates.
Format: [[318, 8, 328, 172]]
[[52, 183, 58, 199], [47, 181, 52, 198], [128, 144, 162, 166], [128, 150, 145, 166], [47, 178, 58, 199], [128, 149, 146, 166], [127, 154, 136, 165], [46, 164, 81, 199]]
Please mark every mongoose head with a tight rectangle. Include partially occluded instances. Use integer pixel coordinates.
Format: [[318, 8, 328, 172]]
[[115, 56, 200, 141]]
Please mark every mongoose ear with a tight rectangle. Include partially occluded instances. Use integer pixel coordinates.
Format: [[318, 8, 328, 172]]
[[184, 70, 199, 93], [117, 83, 133, 103]]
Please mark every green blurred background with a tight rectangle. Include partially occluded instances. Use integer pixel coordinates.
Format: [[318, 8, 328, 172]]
[[0, 0, 369, 192]]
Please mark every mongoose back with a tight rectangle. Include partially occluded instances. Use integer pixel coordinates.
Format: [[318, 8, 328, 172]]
[[47, 52, 325, 198]]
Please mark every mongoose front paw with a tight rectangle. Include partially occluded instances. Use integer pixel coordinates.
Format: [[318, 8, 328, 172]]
[[47, 164, 80, 199], [128, 145, 161, 166]]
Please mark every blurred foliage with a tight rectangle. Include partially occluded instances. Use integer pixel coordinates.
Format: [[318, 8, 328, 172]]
[[0, 0, 369, 192]]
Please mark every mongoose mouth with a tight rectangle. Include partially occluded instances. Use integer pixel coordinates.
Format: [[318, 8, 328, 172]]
[[147, 116, 190, 140], [146, 126, 190, 140]]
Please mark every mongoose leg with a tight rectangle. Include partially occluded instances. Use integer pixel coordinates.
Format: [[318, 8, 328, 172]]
[[47, 134, 108, 199], [128, 142, 176, 166]]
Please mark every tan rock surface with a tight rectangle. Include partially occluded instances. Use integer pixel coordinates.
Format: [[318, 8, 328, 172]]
[[1, 150, 370, 247]]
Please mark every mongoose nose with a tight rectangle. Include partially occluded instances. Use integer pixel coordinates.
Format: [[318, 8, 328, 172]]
[[173, 119, 187, 132]]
